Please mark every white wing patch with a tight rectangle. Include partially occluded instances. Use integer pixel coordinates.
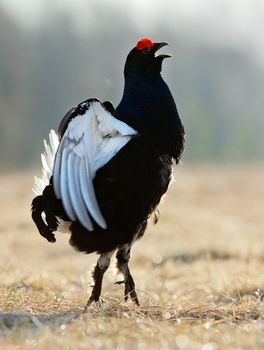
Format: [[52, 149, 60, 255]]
[[33, 129, 59, 195], [53, 100, 137, 231]]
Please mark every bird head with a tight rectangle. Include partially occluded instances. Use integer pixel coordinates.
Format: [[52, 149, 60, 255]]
[[124, 37, 171, 81]]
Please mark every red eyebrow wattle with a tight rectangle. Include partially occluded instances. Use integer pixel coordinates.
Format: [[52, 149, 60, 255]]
[[136, 37, 154, 50]]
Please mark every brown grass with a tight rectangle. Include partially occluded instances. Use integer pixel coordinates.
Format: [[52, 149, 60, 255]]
[[0, 165, 264, 349]]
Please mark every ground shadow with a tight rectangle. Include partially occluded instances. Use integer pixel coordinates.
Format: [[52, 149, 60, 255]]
[[0, 308, 84, 335], [155, 250, 236, 266]]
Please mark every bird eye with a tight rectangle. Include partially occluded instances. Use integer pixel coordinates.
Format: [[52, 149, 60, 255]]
[[142, 47, 151, 55]]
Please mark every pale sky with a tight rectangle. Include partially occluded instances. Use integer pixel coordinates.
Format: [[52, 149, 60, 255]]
[[1, 0, 264, 62]]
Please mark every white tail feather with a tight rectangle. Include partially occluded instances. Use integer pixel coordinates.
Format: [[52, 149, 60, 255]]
[[32, 129, 59, 195]]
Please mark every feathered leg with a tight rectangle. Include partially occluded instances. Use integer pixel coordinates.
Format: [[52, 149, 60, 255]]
[[116, 244, 140, 306], [86, 251, 113, 308], [31, 196, 56, 243]]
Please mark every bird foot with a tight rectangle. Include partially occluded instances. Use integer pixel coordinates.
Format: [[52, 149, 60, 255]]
[[125, 290, 140, 306], [124, 280, 140, 306], [84, 296, 106, 310]]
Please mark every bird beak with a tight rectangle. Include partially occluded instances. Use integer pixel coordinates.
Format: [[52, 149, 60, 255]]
[[153, 42, 171, 59]]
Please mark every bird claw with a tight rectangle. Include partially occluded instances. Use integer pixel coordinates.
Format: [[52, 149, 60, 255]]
[[124, 290, 140, 306], [84, 296, 106, 310], [128, 292, 140, 306], [115, 280, 125, 285], [124, 280, 140, 306]]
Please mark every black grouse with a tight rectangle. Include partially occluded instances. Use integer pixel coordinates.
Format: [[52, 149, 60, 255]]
[[31, 37, 185, 306]]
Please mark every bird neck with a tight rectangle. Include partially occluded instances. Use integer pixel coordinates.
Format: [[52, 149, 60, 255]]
[[116, 76, 167, 118], [115, 76, 185, 160]]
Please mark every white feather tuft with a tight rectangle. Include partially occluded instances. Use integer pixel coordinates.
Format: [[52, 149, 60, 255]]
[[32, 129, 59, 195]]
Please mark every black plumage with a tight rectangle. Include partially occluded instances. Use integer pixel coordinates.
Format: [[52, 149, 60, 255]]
[[31, 38, 185, 306]]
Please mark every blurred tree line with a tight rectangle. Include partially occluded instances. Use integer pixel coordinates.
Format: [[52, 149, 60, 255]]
[[0, 3, 263, 169]]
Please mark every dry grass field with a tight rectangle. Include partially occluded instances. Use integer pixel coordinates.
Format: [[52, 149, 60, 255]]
[[0, 165, 263, 349]]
